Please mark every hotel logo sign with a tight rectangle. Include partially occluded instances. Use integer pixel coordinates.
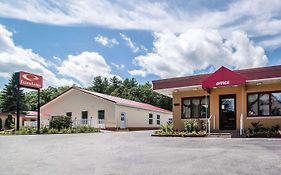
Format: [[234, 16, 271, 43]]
[[16, 71, 43, 89], [215, 81, 230, 86]]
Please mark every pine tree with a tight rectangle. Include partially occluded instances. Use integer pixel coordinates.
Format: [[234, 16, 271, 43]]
[[0, 73, 26, 113]]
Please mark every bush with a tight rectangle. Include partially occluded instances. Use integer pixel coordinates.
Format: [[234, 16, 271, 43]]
[[0, 118, 2, 130], [184, 119, 204, 133], [5, 114, 14, 129], [247, 122, 281, 138], [49, 116, 72, 130], [159, 124, 174, 134], [15, 127, 37, 135]]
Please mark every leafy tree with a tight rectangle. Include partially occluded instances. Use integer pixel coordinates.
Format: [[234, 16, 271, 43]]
[[0, 73, 26, 113], [5, 113, 14, 129], [88, 76, 110, 94], [24, 86, 70, 111]]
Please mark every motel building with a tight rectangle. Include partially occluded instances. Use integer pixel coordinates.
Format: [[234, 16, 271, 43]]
[[41, 86, 172, 130], [152, 65, 281, 135]]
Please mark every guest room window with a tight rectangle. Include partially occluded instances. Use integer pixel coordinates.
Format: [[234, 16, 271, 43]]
[[66, 112, 72, 117], [149, 114, 153, 125], [157, 115, 160, 125]]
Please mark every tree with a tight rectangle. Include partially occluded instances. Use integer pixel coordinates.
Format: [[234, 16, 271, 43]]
[[0, 73, 26, 113], [88, 76, 110, 94], [5, 113, 14, 129], [25, 86, 70, 111]]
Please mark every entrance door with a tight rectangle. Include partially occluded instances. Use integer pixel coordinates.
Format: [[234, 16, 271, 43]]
[[120, 112, 126, 129], [219, 94, 236, 130]]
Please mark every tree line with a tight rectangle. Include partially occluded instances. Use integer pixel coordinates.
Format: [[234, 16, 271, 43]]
[[0, 73, 172, 113]]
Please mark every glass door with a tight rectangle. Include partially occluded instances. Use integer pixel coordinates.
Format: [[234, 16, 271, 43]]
[[219, 94, 236, 130]]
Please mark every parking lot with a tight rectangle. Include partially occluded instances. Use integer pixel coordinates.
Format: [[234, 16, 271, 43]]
[[0, 131, 281, 175]]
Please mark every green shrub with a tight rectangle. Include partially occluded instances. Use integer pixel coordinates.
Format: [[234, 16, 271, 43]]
[[49, 116, 72, 130], [15, 127, 37, 135], [0, 118, 2, 130], [184, 119, 204, 133], [47, 128, 59, 134], [270, 125, 280, 133], [159, 124, 174, 134], [5, 114, 14, 129]]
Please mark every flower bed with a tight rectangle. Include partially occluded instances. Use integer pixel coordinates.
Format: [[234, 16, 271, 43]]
[[152, 119, 207, 137], [246, 122, 281, 138], [0, 126, 100, 135], [152, 130, 206, 137]]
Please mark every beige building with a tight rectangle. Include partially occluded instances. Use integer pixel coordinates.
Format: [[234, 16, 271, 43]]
[[41, 87, 172, 130], [153, 65, 281, 135]]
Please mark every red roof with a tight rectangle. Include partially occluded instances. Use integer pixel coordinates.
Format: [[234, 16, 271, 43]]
[[202, 66, 246, 89], [26, 111, 50, 117], [153, 65, 281, 90], [78, 88, 172, 114]]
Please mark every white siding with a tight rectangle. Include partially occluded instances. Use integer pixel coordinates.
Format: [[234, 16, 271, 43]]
[[115, 105, 171, 128], [41, 89, 116, 128]]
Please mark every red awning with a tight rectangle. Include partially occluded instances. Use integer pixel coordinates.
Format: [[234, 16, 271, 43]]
[[202, 66, 246, 89]]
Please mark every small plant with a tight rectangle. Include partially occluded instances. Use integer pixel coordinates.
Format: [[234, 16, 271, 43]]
[[159, 123, 174, 134], [5, 114, 14, 129], [40, 126, 49, 134], [184, 119, 204, 133], [270, 125, 280, 133], [251, 121, 265, 133], [47, 128, 59, 134]]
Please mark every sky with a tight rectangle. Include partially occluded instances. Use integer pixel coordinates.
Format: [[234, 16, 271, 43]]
[[0, 0, 280, 88]]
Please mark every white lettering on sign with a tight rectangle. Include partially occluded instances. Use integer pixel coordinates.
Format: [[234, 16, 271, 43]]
[[215, 81, 230, 86]]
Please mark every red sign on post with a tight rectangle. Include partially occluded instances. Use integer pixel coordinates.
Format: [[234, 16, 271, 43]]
[[17, 71, 43, 89]]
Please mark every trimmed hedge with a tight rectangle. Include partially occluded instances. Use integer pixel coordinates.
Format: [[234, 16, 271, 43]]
[[49, 116, 72, 130]]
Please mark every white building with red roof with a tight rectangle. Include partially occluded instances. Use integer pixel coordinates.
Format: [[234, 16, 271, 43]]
[[41, 86, 172, 130]]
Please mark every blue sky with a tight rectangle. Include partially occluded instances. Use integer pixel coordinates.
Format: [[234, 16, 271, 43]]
[[0, 0, 280, 88]]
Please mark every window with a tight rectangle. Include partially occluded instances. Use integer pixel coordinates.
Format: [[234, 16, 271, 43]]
[[81, 111, 88, 124], [182, 97, 209, 119], [259, 93, 270, 115], [66, 112, 72, 117], [271, 93, 281, 116], [248, 94, 258, 116], [149, 114, 153, 125], [157, 115, 160, 125], [247, 92, 281, 117], [98, 110, 105, 120]]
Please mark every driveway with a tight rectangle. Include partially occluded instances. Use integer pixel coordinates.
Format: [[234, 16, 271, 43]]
[[0, 131, 280, 175]]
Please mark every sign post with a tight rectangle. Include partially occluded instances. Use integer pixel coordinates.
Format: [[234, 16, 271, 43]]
[[15, 71, 43, 133]]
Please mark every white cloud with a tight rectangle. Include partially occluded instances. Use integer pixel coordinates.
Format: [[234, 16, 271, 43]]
[[119, 33, 147, 53], [111, 62, 125, 70], [258, 35, 281, 49], [94, 35, 119, 47], [0, 24, 76, 87], [57, 51, 117, 86], [130, 29, 268, 78], [0, 0, 280, 43]]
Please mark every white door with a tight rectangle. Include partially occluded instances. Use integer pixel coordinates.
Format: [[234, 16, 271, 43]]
[[120, 112, 126, 129]]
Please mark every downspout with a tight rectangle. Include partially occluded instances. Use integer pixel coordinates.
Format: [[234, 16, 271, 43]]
[[240, 86, 244, 136], [205, 90, 208, 133]]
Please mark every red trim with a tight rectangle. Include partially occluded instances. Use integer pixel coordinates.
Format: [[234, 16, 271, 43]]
[[153, 65, 281, 90]]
